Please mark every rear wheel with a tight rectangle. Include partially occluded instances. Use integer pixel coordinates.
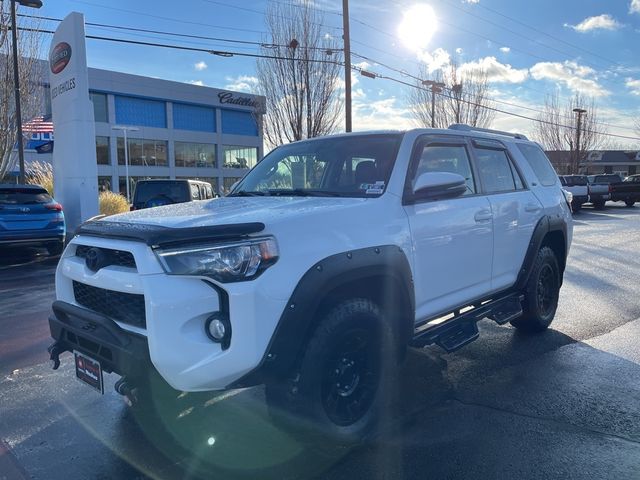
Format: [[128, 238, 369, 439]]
[[265, 298, 398, 446], [511, 246, 560, 333], [593, 200, 606, 209], [625, 200, 635, 207]]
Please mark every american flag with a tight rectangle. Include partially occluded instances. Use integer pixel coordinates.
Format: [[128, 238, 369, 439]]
[[22, 116, 54, 134]]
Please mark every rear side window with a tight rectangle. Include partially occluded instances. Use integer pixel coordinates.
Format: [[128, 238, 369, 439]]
[[475, 148, 522, 193], [517, 143, 557, 186], [0, 188, 51, 205]]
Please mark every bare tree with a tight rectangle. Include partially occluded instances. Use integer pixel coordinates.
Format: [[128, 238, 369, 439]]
[[409, 62, 495, 129], [0, 6, 44, 178], [256, 2, 342, 148], [534, 92, 606, 174]]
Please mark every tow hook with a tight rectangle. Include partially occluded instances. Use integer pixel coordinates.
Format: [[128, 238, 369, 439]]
[[114, 377, 138, 407], [47, 342, 65, 370]]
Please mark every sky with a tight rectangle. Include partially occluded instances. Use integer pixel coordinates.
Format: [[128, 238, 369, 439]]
[[26, 0, 640, 148]]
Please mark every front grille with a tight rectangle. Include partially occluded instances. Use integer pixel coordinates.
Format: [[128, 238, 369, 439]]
[[75, 245, 136, 269], [73, 281, 146, 329]]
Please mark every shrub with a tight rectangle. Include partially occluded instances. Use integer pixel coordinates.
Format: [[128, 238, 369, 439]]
[[26, 161, 54, 195], [99, 190, 130, 216]]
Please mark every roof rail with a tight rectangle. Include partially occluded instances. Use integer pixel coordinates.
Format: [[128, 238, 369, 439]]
[[448, 123, 529, 140]]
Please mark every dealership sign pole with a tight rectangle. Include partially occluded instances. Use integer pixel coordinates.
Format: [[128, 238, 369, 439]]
[[49, 12, 98, 231]]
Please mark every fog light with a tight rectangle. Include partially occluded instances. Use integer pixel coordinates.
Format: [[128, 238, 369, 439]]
[[208, 319, 226, 341]]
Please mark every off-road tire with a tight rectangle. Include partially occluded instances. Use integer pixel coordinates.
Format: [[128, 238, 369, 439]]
[[511, 246, 560, 333], [265, 298, 398, 447]]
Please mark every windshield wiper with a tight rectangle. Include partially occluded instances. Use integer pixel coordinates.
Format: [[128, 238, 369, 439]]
[[228, 190, 268, 197], [267, 188, 343, 197]]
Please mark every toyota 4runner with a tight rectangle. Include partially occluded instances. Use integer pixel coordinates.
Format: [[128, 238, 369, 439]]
[[48, 125, 572, 443]]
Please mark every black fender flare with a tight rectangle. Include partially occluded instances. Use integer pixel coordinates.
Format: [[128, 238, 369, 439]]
[[514, 214, 568, 291], [228, 245, 414, 388]]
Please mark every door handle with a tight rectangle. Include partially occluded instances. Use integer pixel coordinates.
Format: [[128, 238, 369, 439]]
[[474, 209, 493, 222], [524, 203, 542, 213]]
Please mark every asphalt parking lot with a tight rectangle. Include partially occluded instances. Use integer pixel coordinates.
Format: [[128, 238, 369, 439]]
[[2, 203, 640, 480]]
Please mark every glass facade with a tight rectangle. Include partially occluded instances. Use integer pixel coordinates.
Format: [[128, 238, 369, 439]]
[[96, 136, 110, 165], [90, 92, 108, 123], [173, 103, 216, 132], [114, 95, 166, 128], [98, 176, 112, 192], [175, 142, 216, 168], [221, 109, 258, 136], [117, 138, 168, 166], [223, 146, 258, 169]]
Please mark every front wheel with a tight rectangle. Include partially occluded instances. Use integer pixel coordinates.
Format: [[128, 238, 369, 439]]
[[265, 298, 398, 446], [511, 246, 561, 333]]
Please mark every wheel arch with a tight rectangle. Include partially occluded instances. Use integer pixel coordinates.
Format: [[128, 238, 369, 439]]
[[228, 245, 414, 388]]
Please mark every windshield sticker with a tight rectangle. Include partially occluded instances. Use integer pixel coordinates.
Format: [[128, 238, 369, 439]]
[[362, 181, 385, 194]]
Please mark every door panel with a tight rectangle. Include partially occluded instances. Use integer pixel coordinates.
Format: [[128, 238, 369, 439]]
[[405, 196, 494, 321]]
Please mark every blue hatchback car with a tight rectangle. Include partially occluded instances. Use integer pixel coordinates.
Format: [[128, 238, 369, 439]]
[[0, 184, 65, 255]]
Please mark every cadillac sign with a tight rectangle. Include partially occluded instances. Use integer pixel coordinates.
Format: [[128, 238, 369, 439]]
[[50, 42, 72, 74]]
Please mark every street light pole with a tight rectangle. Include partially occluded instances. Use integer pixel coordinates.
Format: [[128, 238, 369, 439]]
[[342, 0, 352, 132], [112, 125, 139, 203], [10, 0, 43, 184], [573, 108, 587, 174]]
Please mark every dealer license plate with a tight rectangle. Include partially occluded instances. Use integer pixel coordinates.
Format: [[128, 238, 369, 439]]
[[74, 351, 104, 394]]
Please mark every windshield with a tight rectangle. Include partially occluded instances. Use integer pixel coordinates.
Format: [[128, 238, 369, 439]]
[[0, 188, 51, 205], [231, 134, 403, 197]]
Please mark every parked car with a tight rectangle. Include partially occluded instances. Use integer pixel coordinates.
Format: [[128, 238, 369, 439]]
[[585, 175, 612, 209], [47, 125, 572, 445], [559, 175, 589, 212], [588, 174, 640, 207], [130, 179, 215, 210], [0, 184, 65, 255]]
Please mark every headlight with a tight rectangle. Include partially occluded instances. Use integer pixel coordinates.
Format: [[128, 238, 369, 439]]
[[155, 237, 279, 282]]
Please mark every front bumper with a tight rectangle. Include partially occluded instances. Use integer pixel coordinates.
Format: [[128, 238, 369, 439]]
[[49, 300, 150, 378], [51, 235, 288, 392]]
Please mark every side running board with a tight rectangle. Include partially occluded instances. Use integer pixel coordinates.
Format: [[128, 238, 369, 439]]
[[411, 293, 524, 352]]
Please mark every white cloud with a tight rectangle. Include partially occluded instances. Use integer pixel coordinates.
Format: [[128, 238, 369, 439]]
[[463, 0, 480, 3], [224, 75, 259, 93], [352, 97, 413, 131], [188, 80, 204, 86], [565, 14, 622, 32], [499, 46, 511, 53], [630, 0, 640, 14], [459, 56, 528, 83], [625, 77, 640, 95], [455, 47, 463, 55], [194, 61, 208, 71], [530, 60, 610, 97], [417, 48, 451, 73]]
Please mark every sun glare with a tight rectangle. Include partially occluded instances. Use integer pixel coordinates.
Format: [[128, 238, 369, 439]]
[[398, 4, 438, 52]]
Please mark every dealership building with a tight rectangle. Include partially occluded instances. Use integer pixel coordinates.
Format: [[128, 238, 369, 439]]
[[22, 63, 265, 196]]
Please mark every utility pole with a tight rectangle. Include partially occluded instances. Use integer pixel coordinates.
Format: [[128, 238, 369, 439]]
[[573, 108, 587, 174], [422, 80, 445, 128], [342, 0, 352, 132]]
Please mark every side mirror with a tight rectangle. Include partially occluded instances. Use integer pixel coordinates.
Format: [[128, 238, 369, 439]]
[[412, 172, 467, 200]]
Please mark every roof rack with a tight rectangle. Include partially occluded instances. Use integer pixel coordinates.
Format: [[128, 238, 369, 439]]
[[448, 124, 529, 140]]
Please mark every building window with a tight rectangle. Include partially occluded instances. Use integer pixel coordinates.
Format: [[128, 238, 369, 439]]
[[96, 136, 110, 165], [176, 177, 219, 196], [90, 92, 108, 123], [223, 177, 242, 195], [114, 95, 166, 128], [223, 146, 258, 169], [173, 103, 216, 132], [221, 109, 258, 136], [175, 142, 216, 168], [98, 176, 112, 192], [117, 138, 168, 166]]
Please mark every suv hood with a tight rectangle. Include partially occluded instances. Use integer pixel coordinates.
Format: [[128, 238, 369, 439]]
[[106, 196, 369, 229]]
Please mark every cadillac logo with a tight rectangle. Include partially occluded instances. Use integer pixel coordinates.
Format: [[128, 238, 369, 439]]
[[85, 247, 107, 272], [50, 42, 72, 74]]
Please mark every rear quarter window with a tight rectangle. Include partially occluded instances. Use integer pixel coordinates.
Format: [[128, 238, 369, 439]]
[[516, 143, 558, 187]]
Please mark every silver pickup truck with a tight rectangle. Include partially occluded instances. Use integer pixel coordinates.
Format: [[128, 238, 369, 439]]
[[559, 175, 589, 212], [586, 175, 611, 209]]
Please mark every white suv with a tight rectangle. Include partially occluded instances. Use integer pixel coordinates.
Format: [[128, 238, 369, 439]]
[[48, 125, 572, 443]]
